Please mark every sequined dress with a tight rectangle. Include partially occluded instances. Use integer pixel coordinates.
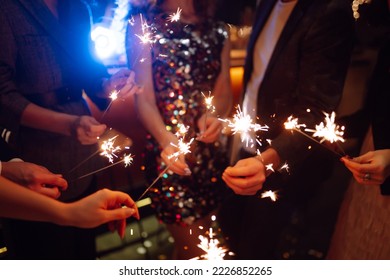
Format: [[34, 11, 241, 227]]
[[143, 11, 229, 226]]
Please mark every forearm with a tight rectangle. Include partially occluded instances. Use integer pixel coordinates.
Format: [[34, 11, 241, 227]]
[[137, 97, 174, 148], [21, 103, 78, 137], [0, 176, 67, 224]]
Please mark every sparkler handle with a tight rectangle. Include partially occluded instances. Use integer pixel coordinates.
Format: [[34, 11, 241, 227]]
[[136, 163, 172, 201], [292, 128, 345, 158]]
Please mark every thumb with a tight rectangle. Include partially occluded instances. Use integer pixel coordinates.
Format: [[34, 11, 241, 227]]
[[107, 208, 136, 221]]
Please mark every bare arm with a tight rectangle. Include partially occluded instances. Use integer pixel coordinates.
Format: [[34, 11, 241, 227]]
[[126, 16, 189, 175], [0, 176, 139, 229]]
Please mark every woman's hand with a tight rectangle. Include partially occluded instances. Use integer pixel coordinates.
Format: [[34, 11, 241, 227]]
[[197, 114, 223, 143], [341, 149, 390, 185]]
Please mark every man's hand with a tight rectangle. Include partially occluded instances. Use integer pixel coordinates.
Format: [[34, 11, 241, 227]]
[[2, 161, 68, 198]]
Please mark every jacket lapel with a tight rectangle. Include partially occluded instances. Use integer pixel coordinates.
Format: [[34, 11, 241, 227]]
[[265, 0, 311, 78], [243, 0, 278, 87], [15, 0, 75, 59]]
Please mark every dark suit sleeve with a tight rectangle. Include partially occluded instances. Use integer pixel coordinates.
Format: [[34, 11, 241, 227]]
[[271, 2, 355, 168], [0, 137, 19, 161]]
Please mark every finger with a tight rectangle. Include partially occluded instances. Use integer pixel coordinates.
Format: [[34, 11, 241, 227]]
[[113, 192, 140, 220], [224, 164, 261, 178], [352, 151, 374, 164], [343, 159, 377, 174], [118, 84, 140, 99], [113, 69, 131, 78], [222, 175, 260, 195], [167, 162, 190, 176], [39, 174, 68, 191], [116, 219, 127, 239], [108, 221, 116, 232], [88, 124, 107, 136], [31, 186, 61, 199], [222, 172, 263, 191]]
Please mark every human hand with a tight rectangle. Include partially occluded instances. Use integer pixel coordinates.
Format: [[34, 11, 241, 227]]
[[222, 157, 266, 195], [341, 149, 390, 185], [197, 115, 223, 143], [104, 69, 141, 99], [160, 135, 192, 176], [1, 161, 68, 199], [66, 189, 140, 235], [70, 115, 107, 145]]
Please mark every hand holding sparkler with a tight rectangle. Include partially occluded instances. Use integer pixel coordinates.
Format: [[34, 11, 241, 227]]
[[137, 134, 195, 201], [160, 137, 193, 176], [70, 115, 106, 145], [222, 148, 281, 195], [100, 70, 142, 121]]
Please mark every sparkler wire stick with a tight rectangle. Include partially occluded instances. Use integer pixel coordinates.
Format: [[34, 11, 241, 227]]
[[74, 154, 133, 181], [136, 162, 173, 201], [291, 128, 345, 158], [67, 149, 100, 174]]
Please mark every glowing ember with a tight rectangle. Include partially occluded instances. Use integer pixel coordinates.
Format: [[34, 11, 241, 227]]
[[100, 135, 121, 163], [284, 115, 306, 130], [305, 112, 345, 143], [219, 105, 268, 147], [261, 190, 278, 202], [168, 137, 194, 160], [194, 228, 228, 260], [167, 7, 182, 22], [109, 90, 119, 101]]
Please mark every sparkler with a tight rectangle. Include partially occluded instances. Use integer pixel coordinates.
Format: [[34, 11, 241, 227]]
[[68, 129, 131, 175], [260, 190, 278, 202], [284, 113, 346, 157], [99, 135, 122, 163], [194, 227, 228, 260], [136, 136, 195, 201], [305, 112, 345, 144], [99, 89, 119, 121], [128, 14, 157, 69], [219, 105, 269, 149], [76, 153, 133, 181], [200, 91, 216, 137], [167, 7, 182, 22]]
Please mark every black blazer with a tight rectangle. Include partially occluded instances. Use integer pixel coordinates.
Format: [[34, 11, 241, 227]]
[[242, 0, 355, 171]]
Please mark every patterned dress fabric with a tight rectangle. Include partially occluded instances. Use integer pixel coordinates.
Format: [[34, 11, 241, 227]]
[[143, 10, 229, 226]]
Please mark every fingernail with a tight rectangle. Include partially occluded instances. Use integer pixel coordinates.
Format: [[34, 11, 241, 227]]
[[184, 168, 192, 175], [124, 208, 135, 216]]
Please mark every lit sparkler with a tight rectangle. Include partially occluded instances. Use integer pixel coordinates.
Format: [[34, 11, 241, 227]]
[[284, 113, 346, 157], [219, 105, 269, 148], [167, 7, 182, 22], [278, 162, 290, 173], [200, 91, 216, 137], [133, 14, 157, 45], [136, 136, 195, 201], [260, 190, 278, 202], [100, 135, 122, 163], [191, 227, 227, 260], [305, 111, 345, 144], [76, 153, 134, 180]]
